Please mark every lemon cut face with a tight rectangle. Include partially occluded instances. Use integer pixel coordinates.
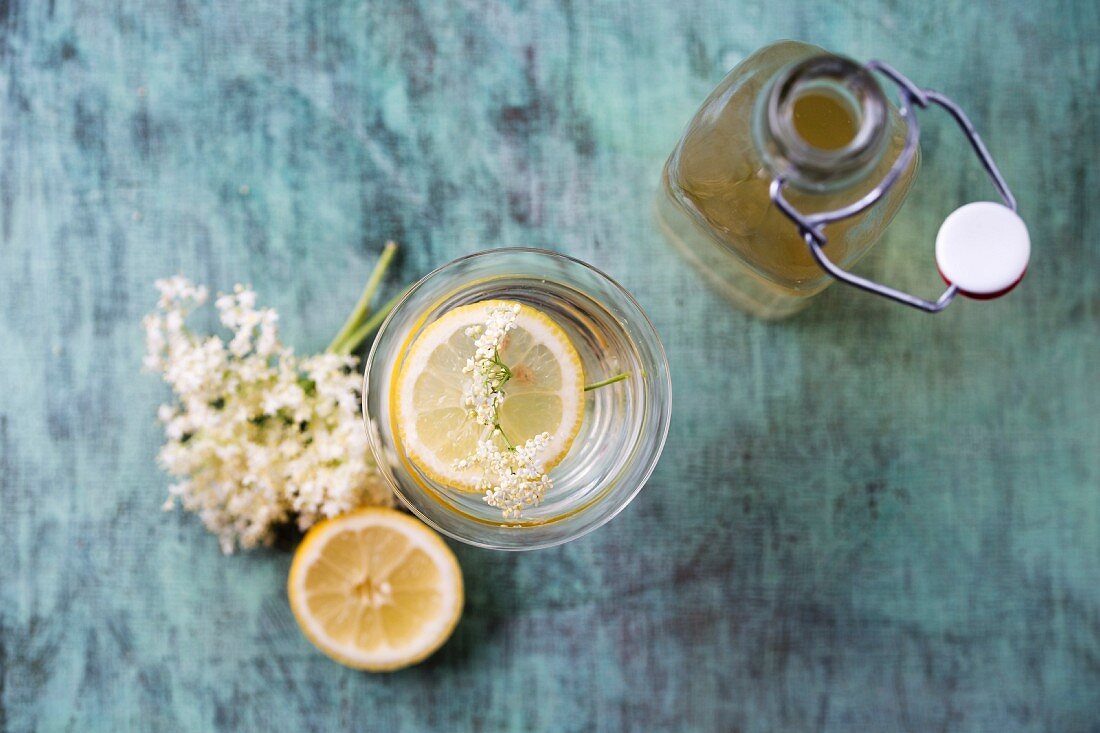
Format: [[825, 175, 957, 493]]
[[288, 508, 464, 671], [393, 300, 584, 491]]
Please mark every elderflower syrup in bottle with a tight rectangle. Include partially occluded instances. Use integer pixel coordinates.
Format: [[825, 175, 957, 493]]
[[657, 40, 1030, 318], [657, 40, 918, 318]]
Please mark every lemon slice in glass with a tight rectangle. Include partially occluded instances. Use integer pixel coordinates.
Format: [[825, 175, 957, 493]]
[[287, 508, 464, 671], [393, 299, 584, 491]]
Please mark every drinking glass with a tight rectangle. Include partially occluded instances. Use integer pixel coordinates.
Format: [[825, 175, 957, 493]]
[[363, 248, 672, 550]]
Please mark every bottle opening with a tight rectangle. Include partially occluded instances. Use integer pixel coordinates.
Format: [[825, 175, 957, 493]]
[[791, 88, 860, 150], [758, 54, 888, 190]]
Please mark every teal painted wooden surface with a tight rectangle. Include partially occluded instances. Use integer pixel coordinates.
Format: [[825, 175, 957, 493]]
[[1, 0, 1098, 730]]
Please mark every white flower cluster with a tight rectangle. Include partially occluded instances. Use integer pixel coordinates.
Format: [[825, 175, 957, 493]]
[[469, 433, 553, 519], [143, 276, 392, 553], [455, 303, 553, 519], [460, 303, 520, 425]]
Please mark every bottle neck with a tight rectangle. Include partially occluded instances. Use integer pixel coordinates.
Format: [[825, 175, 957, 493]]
[[755, 54, 889, 192]]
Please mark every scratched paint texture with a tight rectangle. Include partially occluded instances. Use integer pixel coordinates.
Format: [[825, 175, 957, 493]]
[[1, 0, 1098, 731]]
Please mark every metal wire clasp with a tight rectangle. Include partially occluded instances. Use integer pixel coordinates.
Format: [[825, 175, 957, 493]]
[[769, 61, 1018, 313]]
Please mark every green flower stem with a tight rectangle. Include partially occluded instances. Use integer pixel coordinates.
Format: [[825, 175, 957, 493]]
[[496, 424, 515, 451], [326, 241, 397, 353], [331, 289, 405, 355], [584, 372, 630, 392]]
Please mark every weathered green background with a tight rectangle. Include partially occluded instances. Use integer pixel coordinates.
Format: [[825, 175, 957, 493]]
[[1, 0, 1097, 730]]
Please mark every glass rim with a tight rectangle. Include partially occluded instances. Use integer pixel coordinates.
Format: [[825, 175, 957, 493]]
[[760, 54, 889, 191], [362, 247, 673, 550]]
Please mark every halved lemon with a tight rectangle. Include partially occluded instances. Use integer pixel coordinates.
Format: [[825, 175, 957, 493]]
[[393, 300, 584, 491], [287, 508, 463, 671]]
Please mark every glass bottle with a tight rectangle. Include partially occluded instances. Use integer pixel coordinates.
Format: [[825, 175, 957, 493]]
[[656, 40, 920, 318]]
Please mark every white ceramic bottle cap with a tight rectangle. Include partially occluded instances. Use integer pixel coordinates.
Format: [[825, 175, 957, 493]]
[[935, 201, 1030, 299]]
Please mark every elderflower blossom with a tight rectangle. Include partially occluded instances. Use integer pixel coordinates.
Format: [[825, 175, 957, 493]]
[[460, 303, 520, 425], [454, 303, 554, 519], [144, 276, 392, 553], [459, 432, 553, 519]]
